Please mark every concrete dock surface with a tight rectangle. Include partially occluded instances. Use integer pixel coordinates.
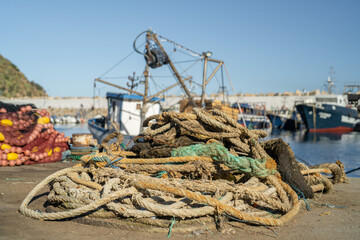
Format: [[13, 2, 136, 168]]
[[1, 161, 359, 240]]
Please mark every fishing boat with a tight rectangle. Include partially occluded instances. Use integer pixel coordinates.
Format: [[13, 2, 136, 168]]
[[232, 103, 270, 129], [296, 95, 359, 132], [295, 68, 360, 132], [88, 93, 162, 143], [88, 29, 247, 143]]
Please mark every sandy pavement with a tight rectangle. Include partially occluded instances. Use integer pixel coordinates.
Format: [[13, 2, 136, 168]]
[[1, 161, 359, 240]]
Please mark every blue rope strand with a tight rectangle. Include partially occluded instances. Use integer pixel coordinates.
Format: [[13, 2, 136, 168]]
[[167, 217, 176, 238], [91, 156, 111, 162], [105, 157, 123, 167], [157, 171, 167, 178], [291, 185, 311, 211], [309, 200, 346, 209]]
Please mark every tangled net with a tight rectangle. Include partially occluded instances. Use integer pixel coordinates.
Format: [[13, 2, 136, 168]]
[[0, 101, 69, 167], [19, 108, 348, 235]]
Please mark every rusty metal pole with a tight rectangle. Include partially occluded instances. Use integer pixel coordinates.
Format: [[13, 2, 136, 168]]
[[151, 34, 196, 107], [201, 56, 208, 107], [140, 65, 149, 133]]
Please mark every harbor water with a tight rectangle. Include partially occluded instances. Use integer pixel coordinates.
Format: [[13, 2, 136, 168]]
[[55, 123, 360, 178]]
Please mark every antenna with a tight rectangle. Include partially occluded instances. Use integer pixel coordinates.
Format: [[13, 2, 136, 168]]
[[127, 72, 140, 94], [326, 66, 335, 94]]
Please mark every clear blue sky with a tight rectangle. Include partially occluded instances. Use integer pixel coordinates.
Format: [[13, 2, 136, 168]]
[[1, 0, 359, 97]]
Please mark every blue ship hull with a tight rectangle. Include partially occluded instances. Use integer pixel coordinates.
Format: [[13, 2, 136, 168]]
[[296, 104, 359, 132]]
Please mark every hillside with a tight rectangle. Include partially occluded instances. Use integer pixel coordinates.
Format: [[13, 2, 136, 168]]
[[0, 54, 47, 98]]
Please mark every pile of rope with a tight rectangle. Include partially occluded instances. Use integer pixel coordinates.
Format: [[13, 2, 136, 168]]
[[263, 138, 348, 196], [19, 108, 348, 235], [20, 165, 300, 234], [299, 160, 349, 193], [0, 101, 69, 167], [137, 108, 271, 160], [134, 108, 316, 197]]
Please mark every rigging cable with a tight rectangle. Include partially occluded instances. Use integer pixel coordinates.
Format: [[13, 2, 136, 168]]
[[163, 57, 203, 95], [99, 49, 136, 78], [166, 65, 189, 97], [135, 70, 145, 95], [207, 60, 222, 87], [223, 64, 247, 127], [149, 75, 160, 96], [179, 57, 203, 76], [207, 61, 229, 103], [158, 34, 202, 57], [173, 59, 199, 64], [176, 48, 201, 59], [99, 39, 145, 78], [101, 76, 131, 79], [221, 65, 228, 103], [102, 75, 175, 79]]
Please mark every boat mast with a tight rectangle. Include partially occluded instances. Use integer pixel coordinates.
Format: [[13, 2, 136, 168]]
[[327, 66, 335, 94], [140, 65, 149, 133], [148, 32, 196, 107], [143, 30, 225, 108]]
